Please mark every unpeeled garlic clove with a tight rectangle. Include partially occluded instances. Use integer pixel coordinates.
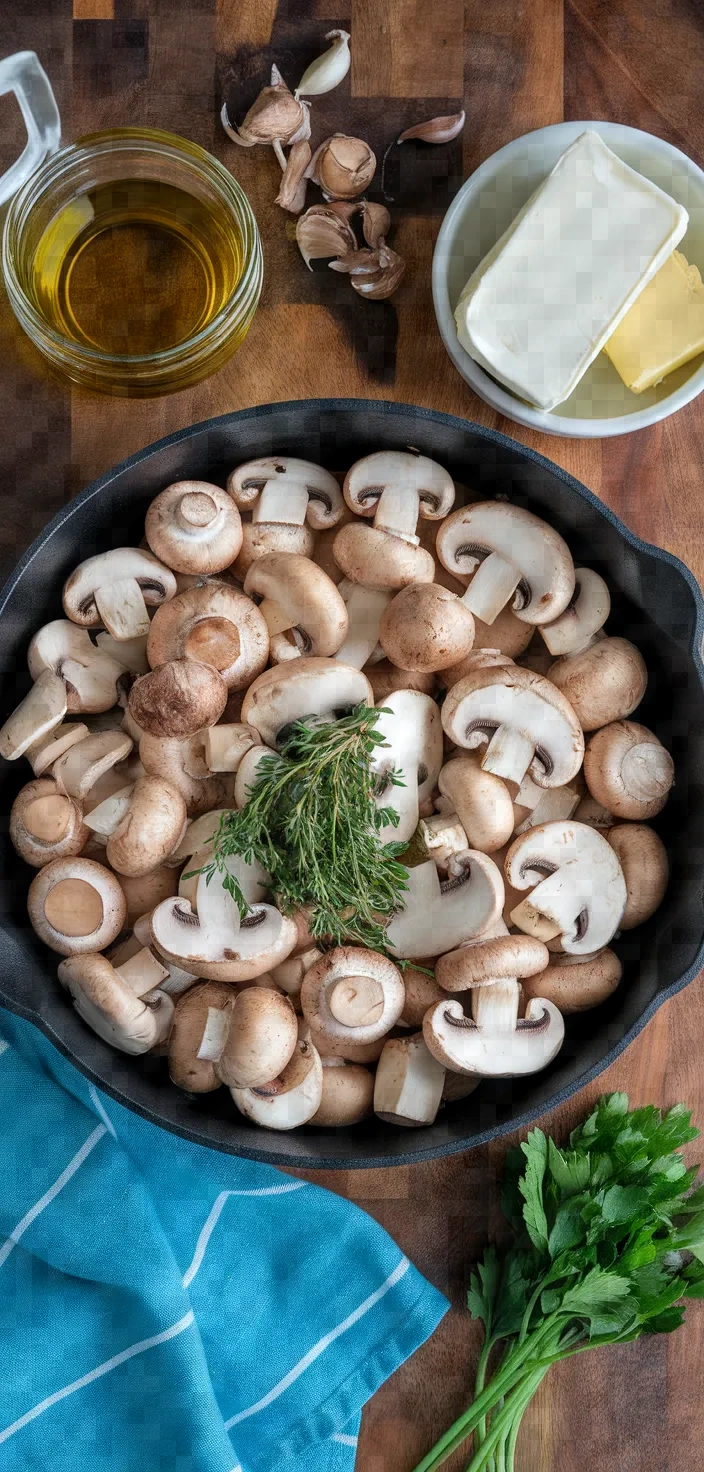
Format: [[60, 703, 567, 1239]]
[[306, 134, 376, 201], [397, 111, 466, 145], [296, 29, 351, 97], [275, 139, 311, 213], [295, 202, 359, 269], [329, 248, 380, 277], [221, 64, 311, 150], [330, 243, 406, 300], [359, 201, 391, 250]]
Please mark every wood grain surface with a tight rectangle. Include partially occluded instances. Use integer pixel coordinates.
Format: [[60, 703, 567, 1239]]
[[2, 2, 704, 1468]]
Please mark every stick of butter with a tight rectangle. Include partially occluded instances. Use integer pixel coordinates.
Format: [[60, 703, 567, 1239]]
[[603, 250, 704, 393], [454, 130, 688, 411]]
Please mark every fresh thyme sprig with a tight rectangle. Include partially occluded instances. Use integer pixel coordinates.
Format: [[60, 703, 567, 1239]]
[[197, 703, 410, 955]]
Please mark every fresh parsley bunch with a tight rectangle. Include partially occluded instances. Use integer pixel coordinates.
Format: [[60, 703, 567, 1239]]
[[414, 1093, 704, 1472]]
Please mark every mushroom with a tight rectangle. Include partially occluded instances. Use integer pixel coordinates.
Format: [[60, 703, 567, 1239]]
[[423, 984, 564, 1078], [146, 584, 269, 692], [25, 721, 90, 777], [311, 1060, 375, 1126], [333, 450, 455, 591], [399, 967, 445, 1028], [116, 864, 180, 926], [312, 506, 356, 585], [52, 729, 133, 801], [139, 732, 227, 816], [385, 850, 504, 960], [215, 986, 298, 1088], [373, 1034, 446, 1127], [605, 823, 669, 928], [241, 657, 373, 748], [364, 660, 437, 702], [128, 658, 227, 738], [379, 583, 476, 673], [442, 1072, 480, 1103], [441, 666, 584, 790], [227, 456, 344, 574], [62, 548, 177, 641], [574, 794, 614, 830], [10, 778, 90, 868], [233, 742, 276, 808], [177, 846, 269, 912], [168, 980, 235, 1091], [150, 861, 297, 981], [203, 722, 260, 774], [231, 1023, 323, 1129], [471, 604, 534, 659], [301, 947, 405, 1046], [28, 621, 132, 713], [95, 630, 150, 674], [547, 637, 648, 731], [539, 568, 611, 656], [511, 772, 582, 833], [270, 944, 322, 1002], [145, 481, 243, 574], [85, 776, 188, 877], [435, 501, 574, 627], [440, 649, 514, 692], [522, 948, 622, 1013], [27, 856, 127, 955], [435, 925, 549, 993], [371, 689, 443, 845], [334, 580, 392, 670], [166, 809, 231, 865], [58, 952, 173, 1054], [426, 752, 515, 855], [0, 669, 67, 760], [583, 720, 674, 819], [505, 821, 627, 954], [244, 552, 348, 661]]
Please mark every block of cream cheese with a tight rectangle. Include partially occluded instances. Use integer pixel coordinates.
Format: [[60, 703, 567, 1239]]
[[454, 130, 689, 410], [603, 249, 704, 393]]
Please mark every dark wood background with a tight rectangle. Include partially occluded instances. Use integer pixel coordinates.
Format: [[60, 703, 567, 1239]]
[[2, 2, 704, 1467]]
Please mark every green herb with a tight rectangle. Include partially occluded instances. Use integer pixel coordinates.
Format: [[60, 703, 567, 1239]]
[[413, 1093, 704, 1472], [197, 703, 410, 954]]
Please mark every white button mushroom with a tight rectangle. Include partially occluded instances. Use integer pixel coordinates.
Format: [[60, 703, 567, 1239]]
[[168, 980, 235, 1091], [146, 584, 269, 691], [441, 666, 584, 790], [333, 450, 455, 591], [62, 548, 177, 641], [27, 856, 127, 955], [423, 985, 564, 1078], [10, 778, 89, 868], [28, 621, 133, 713], [145, 481, 243, 574], [505, 820, 627, 954], [231, 1024, 323, 1129], [58, 952, 173, 1054], [435, 502, 574, 627], [301, 946, 405, 1046], [373, 1034, 446, 1127], [241, 657, 373, 748], [128, 658, 228, 738], [0, 668, 67, 761], [547, 637, 648, 731], [605, 823, 669, 928], [583, 720, 674, 820], [522, 949, 622, 1014], [215, 986, 299, 1088], [244, 552, 349, 661], [385, 849, 505, 959], [539, 568, 611, 657], [371, 689, 443, 845], [150, 861, 297, 982], [227, 456, 344, 574]]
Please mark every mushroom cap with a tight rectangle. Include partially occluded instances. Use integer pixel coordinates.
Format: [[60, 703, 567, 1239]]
[[116, 863, 180, 926], [312, 507, 356, 584], [505, 820, 627, 954], [548, 637, 648, 731], [312, 1060, 375, 1126], [540, 568, 611, 657], [363, 660, 437, 702], [241, 657, 373, 748], [307, 1026, 385, 1064], [58, 952, 174, 1055], [244, 552, 349, 658], [583, 720, 674, 819], [441, 666, 584, 789], [441, 649, 514, 691], [52, 729, 133, 801], [437, 752, 515, 854], [62, 548, 177, 627], [423, 995, 564, 1077], [606, 823, 669, 928], [372, 688, 443, 844], [373, 1033, 446, 1127], [234, 743, 276, 808], [332, 521, 436, 591], [301, 946, 405, 1044], [129, 659, 227, 738], [10, 778, 89, 868], [435, 932, 549, 991], [145, 481, 243, 573], [472, 604, 534, 658], [232, 1029, 324, 1129], [168, 980, 235, 1091], [28, 856, 127, 955], [343, 450, 455, 523], [139, 733, 228, 816], [379, 584, 475, 673], [228, 457, 344, 528], [167, 808, 231, 864], [435, 502, 574, 626], [522, 948, 622, 1013], [105, 776, 187, 878], [230, 521, 315, 581], [146, 583, 269, 692], [216, 986, 298, 1088], [399, 967, 445, 1028], [28, 620, 130, 714], [386, 850, 505, 959], [0, 668, 68, 761]]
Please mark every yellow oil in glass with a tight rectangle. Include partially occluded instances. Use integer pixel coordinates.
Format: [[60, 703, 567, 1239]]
[[31, 179, 243, 357]]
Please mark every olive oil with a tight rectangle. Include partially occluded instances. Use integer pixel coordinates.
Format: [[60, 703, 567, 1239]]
[[32, 178, 243, 357]]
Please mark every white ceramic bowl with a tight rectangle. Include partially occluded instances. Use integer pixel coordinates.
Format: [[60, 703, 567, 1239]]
[[432, 120, 704, 438]]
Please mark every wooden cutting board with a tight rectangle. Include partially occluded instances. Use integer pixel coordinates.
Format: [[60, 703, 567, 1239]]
[[1, 2, 703, 1467]]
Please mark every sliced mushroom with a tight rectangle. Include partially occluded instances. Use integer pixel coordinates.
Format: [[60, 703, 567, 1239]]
[[522, 948, 622, 1013], [167, 809, 230, 865], [28, 856, 127, 955], [301, 947, 405, 1045], [0, 669, 67, 760], [386, 850, 504, 959], [548, 637, 647, 731], [128, 658, 227, 739], [10, 778, 89, 868], [334, 580, 392, 669], [25, 721, 90, 777], [505, 821, 627, 954], [539, 569, 610, 656], [115, 864, 180, 926], [371, 689, 443, 845], [168, 980, 235, 1091], [231, 1024, 323, 1128], [145, 481, 243, 574], [424, 985, 564, 1077], [431, 752, 515, 855], [28, 621, 131, 713], [146, 583, 269, 691], [103, 937, 171, 997], [139, 732, 227, 816], [435, 925, 549, 992], [58, 952, 173, 1053], [241, 657, 373, 748], [379, 582, 476, 673], [441, 666, 584, 789], [435, 502, 574, 627], [203, 722, 260, 773], [178, 846, 269, 912], [244, 552, 348, 661], [311, 1060, 375, 1126], [150, 862, 296, 981], [89, 776, 188, 877], [227, 457, 344, 574], [583, 720, 674, 819], [96, 630, 150, 674], [606, 823, 669, 928], [62, 548, 177, 641], [374, 1034, 445, 1126], [333, 450, 454, 590], [512, 772, 582, 834], [52, 729, 133, 801], [215, 986, 298, 1088]]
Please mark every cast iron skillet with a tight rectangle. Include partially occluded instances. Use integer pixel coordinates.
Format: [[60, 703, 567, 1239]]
[[1, 400, 703, 1168]]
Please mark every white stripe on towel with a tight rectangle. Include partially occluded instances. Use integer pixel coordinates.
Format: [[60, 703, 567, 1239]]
[[182, 1180, 307, 1290], [225, 1256, 411, 1428], [0, 1310, 194, 1445], [0, 1123, 106, 1271], [88, 1083, 117, 1139], [332, 1432, 358, 1446], [0, 1039, 8, 1059]]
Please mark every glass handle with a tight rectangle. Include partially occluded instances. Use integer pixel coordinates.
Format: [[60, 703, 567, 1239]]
[[0, 51, 61, 207]]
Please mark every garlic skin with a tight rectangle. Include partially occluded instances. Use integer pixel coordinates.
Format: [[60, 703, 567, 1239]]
[[295, 203, 359, 269], [296, 30, 351, 98], [221, 65, 311, 152], [397, 111, 466, 145], [360, 202, 391, 250], [306, 135, 376, 201], [330, 243, 406, 300], [275, 140, 311, 214]]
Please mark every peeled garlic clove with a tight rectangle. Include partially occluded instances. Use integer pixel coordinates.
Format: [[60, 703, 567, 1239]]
[[296, 29, 351, 98], [296, 203, 359, 269], [397, 111, 466, 145], [359, 201, 391, 249], [275, 140, 311, 213], [306, 134, 376, 201], [350, 245, 406, 300]]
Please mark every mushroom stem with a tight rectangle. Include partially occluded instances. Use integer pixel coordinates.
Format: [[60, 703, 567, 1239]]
[[196, 1005, 232, 1061], [95, 577, 151, 641], [471, 978, 520, 1029], [419, 812, 468, 866], [82, 784, 134, 836], [175, 491, 218, 531], [373, 484, 421, 545], [509, 898, 564, 943], [328, 975, 385, 1027], [482, 725, 534, 785], [621, 743, 673, 802], [114, 947, 169, 997], [253, 481, 309, 526], [461, 553, 522, 624], [257, 596, 295, 637]]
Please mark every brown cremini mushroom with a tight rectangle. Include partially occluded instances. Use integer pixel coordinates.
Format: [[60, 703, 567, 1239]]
[[128, 659, 227, 738], [583, 720, 674, 819], [399, 967, 445, 1029], [10, 778, 89, 868], [116, 864, 180, 927], [227, 456, 343, 576], [441, 665, 584, 790], [379, 582, 475, 673], [435, 927, 549, 992], [215, 986, 298, 1088], [311, 1060, 375, 1126], [97, 776, 188, 878], [146, 583, 269, 692], [436, 502, 574, 626], [145, 481, 243, 574], [58, 951, 173, 1053], [606, 823, 669, 928], [168, 981, 235, 1092], [139, 732, 227, 816], [363, 660, 437, 703], [28, 856, 126, 955], [548, 638, 648, 732], [301, 947, 405, 1046], [428, 752, 515, 856], [522, 948, 622, 1013], [231, 1024, 324, 1129]]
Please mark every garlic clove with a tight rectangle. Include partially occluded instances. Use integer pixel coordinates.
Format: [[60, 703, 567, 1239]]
[[397, 111, 466, 145], [224, 65, 309, 149], [296, 29, 351, 98], [275, 139, 311, 214], [329, 248, 381, 276], [359, 201, 391, 249], [220, 101, 256, 147], [306, 134, 376, 201], [295, 203, 359, 269], [350, 245, 406, 300]]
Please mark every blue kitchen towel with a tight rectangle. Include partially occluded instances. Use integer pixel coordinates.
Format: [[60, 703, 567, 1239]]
[[0, 1011, 448, 1472]]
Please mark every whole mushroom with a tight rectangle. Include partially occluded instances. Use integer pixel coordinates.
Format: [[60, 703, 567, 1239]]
[[583, 720, 674, 819], [10, 777, 89, 868], [379, 582, 475, 673], [215, 986, 298, 1088], [128, 659, 227, 738], [606, 823, 669, 928], [145, 481, 243, 574], [522, 949, 622, 1013], [231, 1023, 324, 1130], [27, 856, 127, 955], [168, 981, 235, 1092], [312, 1059, 375, 1127], [548, 638, 648, 731], [146, 584, 269, 691], [301, 947, 405, 1047]]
